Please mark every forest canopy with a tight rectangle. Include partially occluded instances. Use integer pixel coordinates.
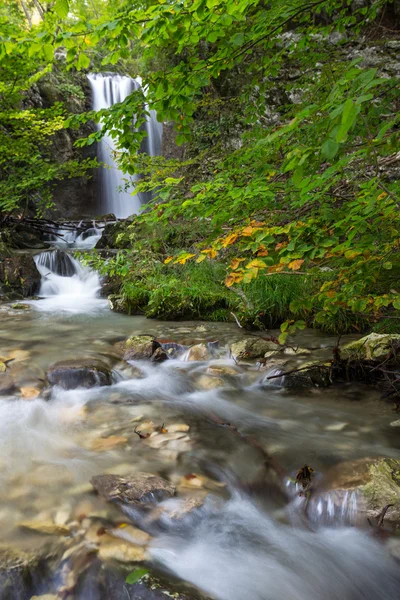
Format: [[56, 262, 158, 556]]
[[0, 0, 399, 336]]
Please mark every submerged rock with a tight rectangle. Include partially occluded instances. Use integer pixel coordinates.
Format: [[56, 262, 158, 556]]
[[91, 472, 176, 506], [46, 358, 112, 389], [0, 372, 15, 395], [98, 535, 147, 564], [19, 520, 70, 536], [340, 333, 400, 361]]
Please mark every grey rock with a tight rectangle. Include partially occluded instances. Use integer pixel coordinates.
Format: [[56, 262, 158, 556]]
[[0, 253, 41, 298], [47, 358, 112, 389], [91, 472, 175, 506]]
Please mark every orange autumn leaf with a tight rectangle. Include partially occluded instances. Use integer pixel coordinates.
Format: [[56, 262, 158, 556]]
[[230, 258, 245, 270], [288, 259, 304, 271], [268, 264, 285, 273], [164, 256, 174, 264], [275, 242, 287, 251], [257, 245, 269, 257], [325, 290, 336, 298], [222, 232, 238, 247], [202, 248, 218, 258], [241, 226, 254, 236], [225, 272, 243, 287]]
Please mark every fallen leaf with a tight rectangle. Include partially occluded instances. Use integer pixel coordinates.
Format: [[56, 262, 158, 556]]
[[288, 259, 304, 271]]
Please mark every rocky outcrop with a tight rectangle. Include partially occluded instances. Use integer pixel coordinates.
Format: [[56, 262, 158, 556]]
[[230, 337, 280, 360], [0, 253, 41, 299], [122, 335, 160, 361], [46, 358, 112, 389], [91, 472, 176, 506]]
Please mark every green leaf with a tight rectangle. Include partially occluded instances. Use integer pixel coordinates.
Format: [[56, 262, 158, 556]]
[[126, 568, 149, 585], [54, 0, 69, 19], [77, 53, 90, 70], [43, 44, 54, 62], [231, 33, 244, 46], [321, 139, 339, 160], [393, 299, 400, 310], [382, 262, 392, 270]]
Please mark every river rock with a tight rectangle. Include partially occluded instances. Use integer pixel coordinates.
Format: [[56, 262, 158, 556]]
[[19, 520, 70, 536], [183, 343, 210, 361], [123, 335, 158, 360], [206, 364, 240, 376], [340, 333, 400, 361], [283, 363, 331, 389], [98, 535, 147, 563], [150, 347, 169, 363], [0, 253, 41, 298], [310, 457, 400, 525], [0, 372, 16, 395], [230, 338, 279, 360], [46, 358, 112, 389], [195, 374, 225, 390], [91, 472, 176, 506]]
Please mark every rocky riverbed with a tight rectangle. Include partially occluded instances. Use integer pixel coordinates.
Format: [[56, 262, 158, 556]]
[[0, 303, 399, 600]]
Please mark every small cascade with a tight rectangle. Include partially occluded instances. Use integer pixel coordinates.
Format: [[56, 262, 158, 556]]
[[46, 223, 102, 250], [33, 250, 106, 313], [87, 73, 163, 219]]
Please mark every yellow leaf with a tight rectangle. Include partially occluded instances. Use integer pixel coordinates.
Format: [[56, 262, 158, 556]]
[[230, 258, 245, 270], [377, 192, 387, 200], [241, 226, 254, 237], [164, 256, 174, 264], [202, 248, 218, 258], [250, 220, 265, 227], [222, 233, 238, 247], [246, 259, 267, 269], [288, 259, 304, 271], [275, 242, 287, 251], [344, 250, 361, 259], [196, 254, 206, 263], [174, 253, 196, 265]]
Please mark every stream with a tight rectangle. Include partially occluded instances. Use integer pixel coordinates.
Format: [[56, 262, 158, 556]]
[[0, 237, 399, 599]]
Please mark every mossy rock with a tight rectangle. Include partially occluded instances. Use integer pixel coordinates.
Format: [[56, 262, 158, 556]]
[[230, 338, 279, 360], [283, 363, 332, 390], [340, 333, 400, 361], [313, 458, 400, 525], [124, 335, 158, 360]]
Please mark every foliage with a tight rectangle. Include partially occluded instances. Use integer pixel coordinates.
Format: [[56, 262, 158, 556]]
[[1, 0, 399, 334]]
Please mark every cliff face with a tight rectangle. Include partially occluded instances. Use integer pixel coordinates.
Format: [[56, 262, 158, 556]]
[[29, 68, 98, 220]]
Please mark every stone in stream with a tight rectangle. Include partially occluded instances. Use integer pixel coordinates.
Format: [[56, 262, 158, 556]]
[[0, 372, 16, 395], [91, 472, 176, 506], [230, 338, 279, 360], [340, 333, 400, 361], [46, 358, 112, 389], [123, 335, 159, 360], [308, 457, 400, 526], [183, 343, 211, 361], [150, 346, 169, 363]]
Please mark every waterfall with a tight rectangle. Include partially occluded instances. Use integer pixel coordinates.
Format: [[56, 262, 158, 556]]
[[33, 250, 106, 313], [46, 223, 102, 249], [87, 73, 163, 219]]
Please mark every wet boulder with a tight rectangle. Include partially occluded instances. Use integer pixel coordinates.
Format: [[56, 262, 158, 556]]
[[183, 343, 211, 361], [46, 358, 112, 389], [340, 333, 400, 361], [308, 457, 400, 526], [283, 363, 331, 390], [230, 337, 279, 360], [123, 335, 159, 361], [91, 472, 176, 506], [0, 253, 41, 299], [0, 370, 16, 395]]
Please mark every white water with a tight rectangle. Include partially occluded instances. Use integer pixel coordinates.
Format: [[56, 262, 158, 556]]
[[88, 73, 163, 218], [33, 250, 107, 313], [47, 224, 102, 249], [150, 495, 400, 600]]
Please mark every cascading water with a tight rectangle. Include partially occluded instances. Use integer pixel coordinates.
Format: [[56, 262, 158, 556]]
[[46, 223, 103, 249], [88, 73, 163, 219], [33, 249, 106, 313]]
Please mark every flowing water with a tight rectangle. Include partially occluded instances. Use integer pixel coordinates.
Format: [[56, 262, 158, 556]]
[[0, 250, 399, 599], [88, 73, 163, 218]]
